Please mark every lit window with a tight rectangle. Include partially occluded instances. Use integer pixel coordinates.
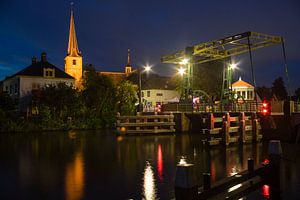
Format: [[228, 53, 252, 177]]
[[147, 91, 150, 97], [43, 68, 55, 78]]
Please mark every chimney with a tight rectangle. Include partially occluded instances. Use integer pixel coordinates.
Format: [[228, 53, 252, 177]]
[[41, 52, 47, 62], [32, 56, 37, 64]]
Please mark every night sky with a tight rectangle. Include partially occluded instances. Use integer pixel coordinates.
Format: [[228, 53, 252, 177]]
[[0, 0, 300, 92]]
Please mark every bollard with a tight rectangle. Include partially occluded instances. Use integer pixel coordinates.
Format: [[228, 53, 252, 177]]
[[175, 163, 198, 200], [248, 158, 254, 173], [203, 173, 211, 191], [268, 140, 282, 200]]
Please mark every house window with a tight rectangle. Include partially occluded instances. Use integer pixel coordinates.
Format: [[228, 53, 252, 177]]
[[156, 93, 163, 96], [43, 68, 55, 77], [142, 92, 144, 98], [147, 91, 150, 97], [73, 60, 76, 65], [32, 83, 40, 90]]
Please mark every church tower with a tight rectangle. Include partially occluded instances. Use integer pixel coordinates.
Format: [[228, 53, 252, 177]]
[[64, 8, 82, 88], [124, 49, 132, 75]]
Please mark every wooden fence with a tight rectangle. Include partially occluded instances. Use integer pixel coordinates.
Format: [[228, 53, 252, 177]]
[[116, 112, 175, 135]]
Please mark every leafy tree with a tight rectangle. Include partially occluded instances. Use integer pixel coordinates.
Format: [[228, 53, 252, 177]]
[[33, 83, 80, 119], [256, 86, 272, 101], [116, 81, 137, 115], [295, 87, 300, 101], [271, 77, 287, 100], [193, 60, 223, 99], [0, 91, 17, 112], [82, 69, 117, 126]]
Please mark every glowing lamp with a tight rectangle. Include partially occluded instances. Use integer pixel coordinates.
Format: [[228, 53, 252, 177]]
[[178, 67, 186, 76], [179, 58, 189, 65]]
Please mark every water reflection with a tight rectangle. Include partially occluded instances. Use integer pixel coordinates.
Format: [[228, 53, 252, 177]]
[[65, 151, 85, 200], [142, 161, 157, 200], [157, 144, 163, 182]]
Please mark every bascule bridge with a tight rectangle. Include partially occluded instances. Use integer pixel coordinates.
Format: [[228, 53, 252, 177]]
[[159, 31, 300, 144]]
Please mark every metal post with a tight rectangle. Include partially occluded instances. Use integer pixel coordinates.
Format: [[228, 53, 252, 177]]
[[247, 37, 258, 109], [138, 68, 142, 112], [281, 37, 291, 98]]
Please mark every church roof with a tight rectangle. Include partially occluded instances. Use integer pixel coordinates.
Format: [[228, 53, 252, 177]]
[[232, 77, 254, 88], [7, 53, 74, 79], [67, 11, 81, 57]]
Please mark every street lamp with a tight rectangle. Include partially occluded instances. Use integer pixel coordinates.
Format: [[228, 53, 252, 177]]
[[178, 67, 186, 76], [139, 65, 152, 112]]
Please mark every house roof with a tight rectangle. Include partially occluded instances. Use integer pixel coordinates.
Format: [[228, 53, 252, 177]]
[[232, 77, 254, 88], [7, 54, 74, 80]]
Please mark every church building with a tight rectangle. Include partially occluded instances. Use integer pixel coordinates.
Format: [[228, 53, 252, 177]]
[[64, 9, 82, 89], [98, 49, 134, 83]]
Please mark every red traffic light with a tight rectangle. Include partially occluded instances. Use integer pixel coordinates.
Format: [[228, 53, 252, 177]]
[[262, 101, 270, 115]]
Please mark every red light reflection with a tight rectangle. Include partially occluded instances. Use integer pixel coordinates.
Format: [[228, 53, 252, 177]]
[[157, 144, 163, 182], [262, 184, 270, 199], [211, 161, 216, 182]]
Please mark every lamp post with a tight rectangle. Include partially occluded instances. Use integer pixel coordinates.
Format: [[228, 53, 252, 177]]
[[138, 65, 152, 112]]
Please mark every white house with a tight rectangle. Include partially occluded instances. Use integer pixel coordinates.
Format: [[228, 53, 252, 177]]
[[2, 53, 74, 112]]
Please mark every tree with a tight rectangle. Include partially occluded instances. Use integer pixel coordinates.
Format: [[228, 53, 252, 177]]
[[271, 77, 287, 100], [33, 83, 80, 119], [116, 81, 137, 115], [295, 87, 300, 101], [0, 91, 17, 112], [256, 86, 272, 101], [82, 69, 117, 126]]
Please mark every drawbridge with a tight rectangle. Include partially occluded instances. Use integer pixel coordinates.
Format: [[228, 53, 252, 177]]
[[161, 31, 290, 103]]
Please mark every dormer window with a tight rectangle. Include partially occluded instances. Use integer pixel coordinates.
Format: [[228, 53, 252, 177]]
[[43, 68, 55, 78], [73, 59, 76, 65]]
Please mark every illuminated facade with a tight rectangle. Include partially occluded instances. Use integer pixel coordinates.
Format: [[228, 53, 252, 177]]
[[232, 77, 254, 101], [64, 10, 82, 89]]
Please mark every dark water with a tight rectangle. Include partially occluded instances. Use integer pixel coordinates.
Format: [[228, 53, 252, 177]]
[[0, 131, 299, 200]]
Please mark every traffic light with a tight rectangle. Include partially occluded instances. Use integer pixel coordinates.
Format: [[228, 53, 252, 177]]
[[262, 101, 271, 115]]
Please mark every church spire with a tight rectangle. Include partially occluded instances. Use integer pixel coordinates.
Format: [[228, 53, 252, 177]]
[[67, 5, 81, 57], [127, 48, 131, 66]]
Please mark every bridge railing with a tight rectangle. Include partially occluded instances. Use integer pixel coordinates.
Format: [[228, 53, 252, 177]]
[[162, 101, 299, 113]]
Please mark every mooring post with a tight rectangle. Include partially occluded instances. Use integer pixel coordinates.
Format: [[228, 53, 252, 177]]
[[175, 163, 198, 200], [268, 140, 282, 200], [223, 113, 230, 145], [203, 173, 211, 191], [247, 158, 254, 173], [240, 112, 246, 144]]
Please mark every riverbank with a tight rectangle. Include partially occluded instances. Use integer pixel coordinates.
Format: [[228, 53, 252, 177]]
[[0, 116, 116, 133]]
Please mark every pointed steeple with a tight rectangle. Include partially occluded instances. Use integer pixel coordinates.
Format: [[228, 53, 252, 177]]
[[67, 7, 81, 57], [125, 48, 132, 74], [126, 48, 131, 66]]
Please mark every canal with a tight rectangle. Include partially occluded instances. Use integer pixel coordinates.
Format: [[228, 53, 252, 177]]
[[0, 131, 299, 199]]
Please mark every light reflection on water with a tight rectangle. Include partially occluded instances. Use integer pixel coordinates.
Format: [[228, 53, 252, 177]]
[[142, 161, 157, 200], [65, 151, 85, 200], [2, 132, 289, 199]]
